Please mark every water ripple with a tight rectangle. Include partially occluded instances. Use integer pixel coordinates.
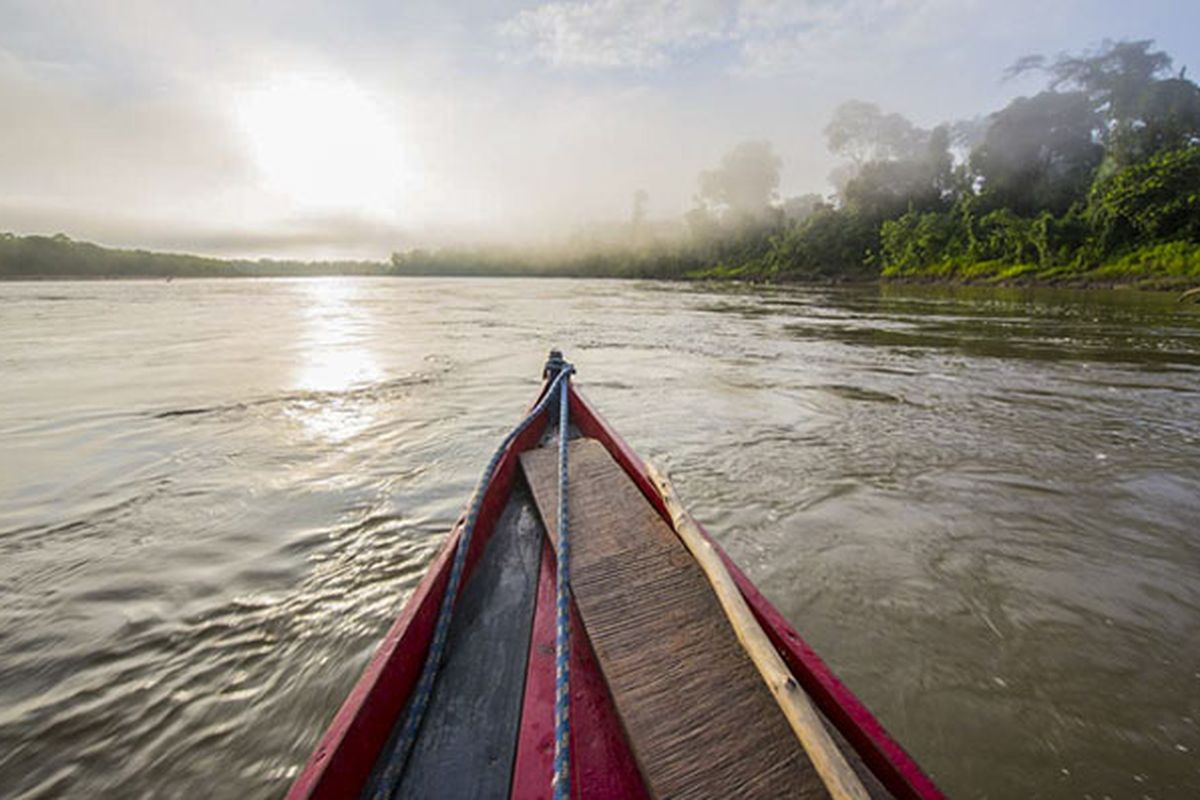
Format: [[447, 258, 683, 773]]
[[1, 279, 1199, 798]]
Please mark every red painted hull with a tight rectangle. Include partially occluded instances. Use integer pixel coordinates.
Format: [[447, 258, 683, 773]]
[[288, 379, 943, 800]]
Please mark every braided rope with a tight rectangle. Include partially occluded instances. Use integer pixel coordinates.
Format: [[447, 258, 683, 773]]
[[552, 369, 572, 799], [372, 362, 574, 800]]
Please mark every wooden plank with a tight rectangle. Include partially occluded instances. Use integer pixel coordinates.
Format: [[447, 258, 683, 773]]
[[290, 401, 549, 800], [647, 466, 869, 800], [521, 439, 828, 800], [510, 541, 650, 800], [385, 482, 543, 799], [568, 388, 941, 800]]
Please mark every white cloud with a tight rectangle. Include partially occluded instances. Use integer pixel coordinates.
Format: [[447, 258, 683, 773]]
[[499, 0, 734, 69], [500, 0, 1009, 76], [0, 47, 251, 215], [735, 0, 985, 77]]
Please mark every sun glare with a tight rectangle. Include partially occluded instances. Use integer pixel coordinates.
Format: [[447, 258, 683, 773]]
[[234, 74, 404, 215], [290, 278, 382, 442]]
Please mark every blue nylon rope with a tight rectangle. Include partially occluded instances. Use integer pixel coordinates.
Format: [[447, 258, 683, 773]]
[[372, 361, 575, 800], [552, 369, 572, 800]]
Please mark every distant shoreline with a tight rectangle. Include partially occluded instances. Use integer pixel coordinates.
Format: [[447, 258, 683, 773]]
[[0, 273, 391, 281], [5, 272, 1198, 298], [4, 231, 1197, 295], [879, 274, 1200, 293]]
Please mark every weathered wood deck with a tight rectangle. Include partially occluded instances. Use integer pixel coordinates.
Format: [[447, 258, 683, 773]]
[[521, 439, 829, 800], [366, 483, 543, 799]]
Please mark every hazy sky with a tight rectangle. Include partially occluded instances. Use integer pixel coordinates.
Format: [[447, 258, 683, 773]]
[[1, 0, 1197, 258]]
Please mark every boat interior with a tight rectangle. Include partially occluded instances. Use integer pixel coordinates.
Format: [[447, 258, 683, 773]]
[[289, 376, 941, 800], [367, 420, 883, 798]]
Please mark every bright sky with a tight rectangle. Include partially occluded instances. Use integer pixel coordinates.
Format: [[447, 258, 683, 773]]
[[1, 0, 1197, 259]]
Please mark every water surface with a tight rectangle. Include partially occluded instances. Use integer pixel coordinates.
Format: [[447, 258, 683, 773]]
[[2, 278, 1199, 798]]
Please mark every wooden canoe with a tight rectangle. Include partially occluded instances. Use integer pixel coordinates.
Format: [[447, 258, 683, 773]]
[[287, 363, 944, 800]]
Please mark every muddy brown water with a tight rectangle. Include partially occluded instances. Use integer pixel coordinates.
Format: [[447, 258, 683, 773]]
[[2, 278, 1198, 798]]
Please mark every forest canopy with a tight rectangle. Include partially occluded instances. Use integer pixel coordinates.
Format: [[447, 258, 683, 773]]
[[389, 40, 1200, 286]]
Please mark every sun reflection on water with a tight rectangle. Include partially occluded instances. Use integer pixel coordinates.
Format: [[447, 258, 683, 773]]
[[291, 279, 383, 442]]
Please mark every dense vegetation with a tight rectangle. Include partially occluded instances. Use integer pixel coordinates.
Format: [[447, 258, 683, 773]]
[[867, 41, 1200, 287], [393, 39, 1200, 287], [723, 39, 1200, 286]]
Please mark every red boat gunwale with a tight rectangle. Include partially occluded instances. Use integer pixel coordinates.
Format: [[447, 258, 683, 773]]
[[510, 542, 649, 800], [288, 377, 943, 800], [286, 382, 554, 800]]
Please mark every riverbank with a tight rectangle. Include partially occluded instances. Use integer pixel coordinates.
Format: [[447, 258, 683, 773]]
[[6, 269, 1198, 297], [883, 273, 1199, 292], [5, 230, 1200, 296], [684, 243, 1200, 295], [877, 241, 1200, 293]]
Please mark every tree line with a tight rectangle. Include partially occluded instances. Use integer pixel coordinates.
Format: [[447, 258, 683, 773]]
[[689, 39, 1200, 285], [0, 232, 387, 278], [394, 39, 1200, 286]]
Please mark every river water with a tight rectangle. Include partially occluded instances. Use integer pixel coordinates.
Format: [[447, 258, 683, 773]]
[[1, 277, 1198, 799]]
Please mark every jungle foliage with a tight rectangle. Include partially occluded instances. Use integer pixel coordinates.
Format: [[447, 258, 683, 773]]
[[734, 40, 1200, 285], [393, 40, 1199, 286]]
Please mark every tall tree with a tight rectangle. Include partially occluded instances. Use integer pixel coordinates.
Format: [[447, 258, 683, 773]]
[[1121, 77, 1200, 161], [697, 140, 782, 222], [838, 124, 957, 220], [824, 100, 927, 166], [1008, 39, 1200, 164], [825, 100, 930, 195], [970, 91, 1103, 215]]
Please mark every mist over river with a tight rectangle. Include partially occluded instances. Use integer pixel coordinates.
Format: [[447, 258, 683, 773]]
[[2, 277, 1199, 798]]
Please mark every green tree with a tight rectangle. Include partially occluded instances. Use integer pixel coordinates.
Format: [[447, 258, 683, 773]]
[[841, 125, 957, 220], [1009, 39, 1200, 165], [1120, 78, 1200, 162], [763, 208, 879, 278], [970, 91, 1103, 215], [824, 100, 928, 194], [1087, 146, 1200, 253], [824, 100, 927, 166]]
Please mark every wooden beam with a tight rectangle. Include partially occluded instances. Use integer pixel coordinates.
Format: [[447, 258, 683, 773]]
[[522, 439, 828, 799], [647, 466, 871, 800]]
